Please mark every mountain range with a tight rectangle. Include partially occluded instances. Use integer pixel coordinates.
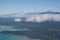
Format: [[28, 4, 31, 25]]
[[0, 11, 60, 40], [0, 11, 60, 22], [0, 11, 60, 31]]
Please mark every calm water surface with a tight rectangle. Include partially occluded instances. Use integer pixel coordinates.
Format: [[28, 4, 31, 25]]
[[0, 33, 35, 40], [0, 25, 41, 40]]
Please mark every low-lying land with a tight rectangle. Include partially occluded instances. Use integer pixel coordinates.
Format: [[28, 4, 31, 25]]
[[0, 30, 60, 40]]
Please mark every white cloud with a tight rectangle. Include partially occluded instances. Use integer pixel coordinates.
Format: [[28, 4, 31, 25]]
[[14, 18, 21, 22], [25, 14, 60, 23], [12, 14, 60, 23]]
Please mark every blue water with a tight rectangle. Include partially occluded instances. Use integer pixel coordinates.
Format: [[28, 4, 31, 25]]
[[0, 34, 33, 40], [0, 25, 33, 40], [0, 25, 40, 40]]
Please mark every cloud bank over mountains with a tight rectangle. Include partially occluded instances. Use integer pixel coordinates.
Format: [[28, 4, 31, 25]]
[[0, 11, 60, 23], [13, 14, 60, 23], [0, 11, 60, 31], [23, 14, 60, 23]]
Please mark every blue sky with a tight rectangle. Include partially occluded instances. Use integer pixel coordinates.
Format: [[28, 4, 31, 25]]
[[0, 0, 60, 15]]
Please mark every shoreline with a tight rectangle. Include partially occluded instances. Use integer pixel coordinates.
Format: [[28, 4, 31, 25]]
[[23, 36, 42, 40]]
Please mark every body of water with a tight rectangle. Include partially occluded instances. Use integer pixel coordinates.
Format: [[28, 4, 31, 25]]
[[0, 33, 37, 40], [0, 25, 40, 40]]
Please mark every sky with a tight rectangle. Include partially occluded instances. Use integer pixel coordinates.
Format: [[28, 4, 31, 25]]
[[0, 0, 60, 15]]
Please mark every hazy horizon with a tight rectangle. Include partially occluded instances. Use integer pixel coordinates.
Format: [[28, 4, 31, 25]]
[[0, 0, 60, 15]]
